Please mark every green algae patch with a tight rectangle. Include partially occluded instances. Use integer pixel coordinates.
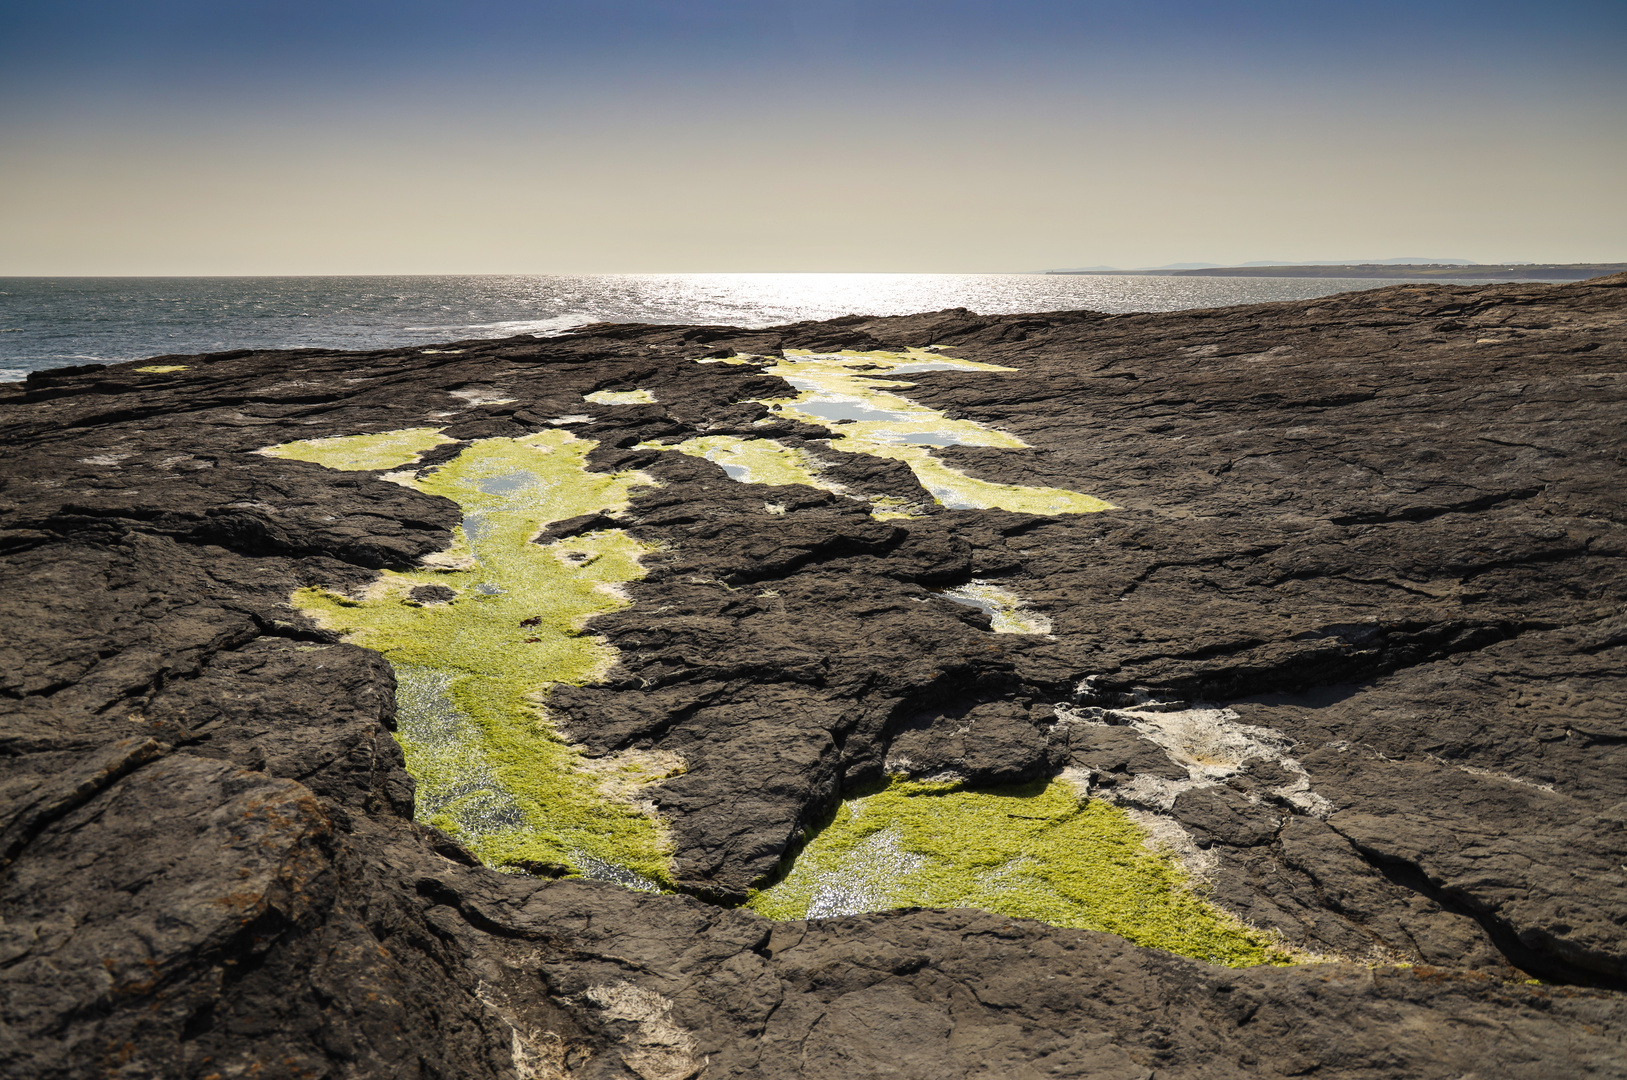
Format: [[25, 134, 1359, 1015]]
[[741, 348, 1117, 515], [258, 426, 456, 472], [273, 427, 676, 886], [865, 443, 1115, 514], [639, 435, 846, 493], [135, 364, 189, 374], [749, 779, 1293, 967], [585, 388, 657, 405]]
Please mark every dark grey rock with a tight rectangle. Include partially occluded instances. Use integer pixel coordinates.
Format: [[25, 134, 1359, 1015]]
[[884, 700, 1064, 784], [1067, 723, 1190, 781], [1171, 784, 1283, 848], [2, 275, 1625, 1075]]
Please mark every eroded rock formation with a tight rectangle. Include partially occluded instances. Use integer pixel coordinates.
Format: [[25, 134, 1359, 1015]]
[[3, 274, 1625, 1077]]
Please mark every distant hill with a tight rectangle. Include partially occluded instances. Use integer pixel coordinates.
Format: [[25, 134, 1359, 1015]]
[[1047, 263, 1626, 280], [1049, 257, 1475, 273], [1237, 257, 1474, 267]]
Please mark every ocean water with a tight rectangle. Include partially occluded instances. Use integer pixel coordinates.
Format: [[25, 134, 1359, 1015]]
[[0, 272, 1535, 382]]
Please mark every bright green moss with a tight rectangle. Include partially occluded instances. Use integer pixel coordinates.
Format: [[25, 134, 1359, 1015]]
[[749, 778, 1294, 967], [585, 388, 657, 405], [638, 435, 846, 493], [271, 428, 676, 885], [257, 426, 455, 472], [135, 364, 189, 374], [741, 348, 1117, 515]]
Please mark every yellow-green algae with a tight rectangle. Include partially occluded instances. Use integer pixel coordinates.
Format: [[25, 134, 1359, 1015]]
[[269, 427, 676, 885], [257, 426, 456, 472], [939, 580, 1053, 634], [638, 434, 845, 493], [867, 494, 928, 520], [749, 779, 1293, 967], [135, 364, 190, 374], [640, 434, 936, 519], [750, 348, 1116, 515], [584, 388, 657, 405]]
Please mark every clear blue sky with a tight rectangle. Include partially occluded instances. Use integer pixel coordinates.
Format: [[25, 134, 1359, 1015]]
[[2, 1, 1622, 273]]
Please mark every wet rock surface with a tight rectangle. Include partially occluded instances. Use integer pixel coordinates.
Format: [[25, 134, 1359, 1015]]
[[2, 274, 1625, 1076]]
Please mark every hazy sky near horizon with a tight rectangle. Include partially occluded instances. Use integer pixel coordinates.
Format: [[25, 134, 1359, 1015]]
[[2, 1, 1623, 274]]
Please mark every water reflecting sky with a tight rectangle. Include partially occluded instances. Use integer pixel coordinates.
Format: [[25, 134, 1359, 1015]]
[[0, 272, 1540, 379]]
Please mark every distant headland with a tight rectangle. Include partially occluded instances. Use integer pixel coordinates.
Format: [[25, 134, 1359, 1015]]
[[1049, 261, 1627, 280]]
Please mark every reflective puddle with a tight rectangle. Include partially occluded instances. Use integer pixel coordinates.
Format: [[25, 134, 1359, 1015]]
[[743, 348, 1115, 516], [393, 662, 528, 833], [637, 434, 846, 494]]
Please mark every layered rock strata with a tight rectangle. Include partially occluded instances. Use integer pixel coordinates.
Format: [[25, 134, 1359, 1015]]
[[2, 274, 1625, 1077]]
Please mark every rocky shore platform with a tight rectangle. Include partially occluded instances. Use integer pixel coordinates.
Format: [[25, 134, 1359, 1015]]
[[3, 274, 1625, 1079]]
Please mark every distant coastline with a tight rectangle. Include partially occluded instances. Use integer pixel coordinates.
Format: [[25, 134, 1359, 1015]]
[[1048, 262, 1627, 280]]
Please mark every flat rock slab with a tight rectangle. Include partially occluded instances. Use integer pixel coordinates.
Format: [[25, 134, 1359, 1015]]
[[2, 274, 1625, 1076]]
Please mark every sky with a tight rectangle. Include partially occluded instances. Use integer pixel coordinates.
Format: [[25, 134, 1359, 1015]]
[[1, 1, 1623, 274]]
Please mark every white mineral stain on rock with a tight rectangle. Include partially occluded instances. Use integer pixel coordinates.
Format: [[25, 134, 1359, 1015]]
[[1056, 697, 1332, 819], [1055, 690, 1334, 889], [451, 386, 518, 405], [583, 982, 705, 1080], [159, 454, 213, 470], [475, 979, 574, 1080], [938, 580, 1053, 634], [1427, 755, 1557, 793], [573, 746, 688, 825], [1121, 801, 1221, 881]]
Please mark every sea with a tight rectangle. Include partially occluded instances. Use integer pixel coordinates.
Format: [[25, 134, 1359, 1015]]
[[0, 272, 1553, 382]]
